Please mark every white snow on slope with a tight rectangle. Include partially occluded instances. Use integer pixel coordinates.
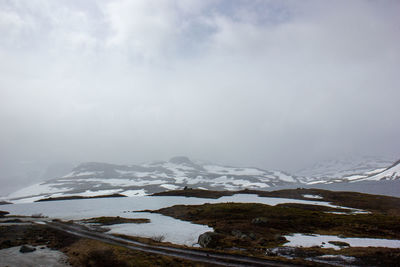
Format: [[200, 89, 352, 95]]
[[302, 194, 323, 199], [365, 162, 400, 181], [365, 168, 387, 175], [339, 161, 400, 183], [298, 157, 396, 183], [160, 184, 180, 190], [7, 183, 71, 199], [273, 171, 295, 182], [10, 189, 124, 204]]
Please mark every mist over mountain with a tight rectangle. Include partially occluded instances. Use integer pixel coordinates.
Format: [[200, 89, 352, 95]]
[[3, 156, 399, 203]]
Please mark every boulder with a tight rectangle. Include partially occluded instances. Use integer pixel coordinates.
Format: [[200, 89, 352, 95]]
[[273, 234, 287, 242], [198, 232, 220, 248], [248, 232, 257, 240], [0, 210, 9, 217], [251, 217, 268, 225], [20, 245, 36, 253], [231, 230, 242, 238], [328, 241, 350, 248]]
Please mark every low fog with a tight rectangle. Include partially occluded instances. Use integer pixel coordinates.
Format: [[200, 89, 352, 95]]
[[1, 0, 399, 194]]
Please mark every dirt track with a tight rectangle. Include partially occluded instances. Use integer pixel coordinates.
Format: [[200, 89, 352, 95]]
[[44, 221, 302, 267]]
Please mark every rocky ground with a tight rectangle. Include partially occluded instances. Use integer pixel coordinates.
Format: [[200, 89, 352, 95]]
[[2, 188, 400, 266], [151, 189, 400, 266]]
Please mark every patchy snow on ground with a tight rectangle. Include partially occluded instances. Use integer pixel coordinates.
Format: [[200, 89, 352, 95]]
[[284, 233, 400, 249], [1, 194, 366, 246], [308, 254, 357, 266], [302, 194, 323, 199], [0, 246, 69, 267], [317, 254, 356, 261]]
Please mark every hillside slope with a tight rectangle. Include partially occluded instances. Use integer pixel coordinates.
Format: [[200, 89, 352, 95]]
[[6, 156, 299, 203]]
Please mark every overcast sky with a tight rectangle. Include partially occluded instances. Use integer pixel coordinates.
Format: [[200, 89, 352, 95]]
[[1, 0, 400, 186]]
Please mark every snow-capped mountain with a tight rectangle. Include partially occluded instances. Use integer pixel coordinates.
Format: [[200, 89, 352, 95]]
[[340, 159, 400, 182], [5, 156, 399, 203], [6, 156, 299, 203], [297, 156, 396, 184]]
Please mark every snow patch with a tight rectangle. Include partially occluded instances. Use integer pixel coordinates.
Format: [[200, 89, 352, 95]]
[[302, 194, 323, 199], [108, 213, 212, 246], [284, 233, 400, 249], [122, 189, 147, 197]]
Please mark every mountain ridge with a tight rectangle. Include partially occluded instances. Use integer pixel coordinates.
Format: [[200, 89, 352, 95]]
[[6, 157, 299, 203], [4, 156, 399, 203]]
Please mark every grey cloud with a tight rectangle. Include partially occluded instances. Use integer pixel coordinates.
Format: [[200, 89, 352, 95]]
[[0, 0, 399, 193]]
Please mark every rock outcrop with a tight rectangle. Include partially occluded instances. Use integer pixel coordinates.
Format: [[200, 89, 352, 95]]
[[20, 245, 36, 253], [198, 232, 220, 248]]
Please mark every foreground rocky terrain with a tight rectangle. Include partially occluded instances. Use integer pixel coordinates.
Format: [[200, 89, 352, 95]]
[[1, 188, 400, 266]]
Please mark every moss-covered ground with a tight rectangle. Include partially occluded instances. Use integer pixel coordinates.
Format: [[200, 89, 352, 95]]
[[151, 189, 400, 266]]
